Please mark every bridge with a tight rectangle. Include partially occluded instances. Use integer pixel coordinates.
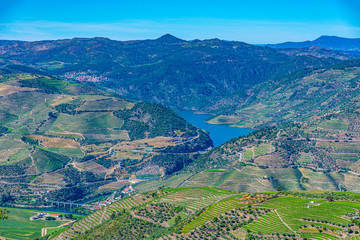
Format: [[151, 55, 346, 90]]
[[46, 200, 92, 209]]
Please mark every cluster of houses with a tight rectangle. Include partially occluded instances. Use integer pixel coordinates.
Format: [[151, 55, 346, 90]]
[[91, 199, 114, 210], [90, 186, 134, 210], [63, 71, 108, 82]]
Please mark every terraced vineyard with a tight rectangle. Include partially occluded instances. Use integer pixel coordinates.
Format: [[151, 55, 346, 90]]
[[134, 172, 193, 192], [243, 210, 292, 234], [41, 188, 360, 239], [55, 194, 147, 240], [301, 232, 340, 240], [160, 187, 232, 212], [182, 195, 245, 233]]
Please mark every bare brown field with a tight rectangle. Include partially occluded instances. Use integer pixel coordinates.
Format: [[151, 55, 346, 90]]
[[254, 154, 286, 166], [0, 149, 17, 162], [110, 151, 143, 160], [97, 181, 129, 191], [84, 132, 130, 141], [0, 83, 36, 96], [74, 161, 107, 174], [31, 172, 67, 186], [29, 135, 80, 148], [50, 95, 77, 106], [113, 136, 185, 151]]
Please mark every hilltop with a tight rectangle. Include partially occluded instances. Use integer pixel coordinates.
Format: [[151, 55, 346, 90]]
[[0, 64, 212, 204], [0, 35, 339, 111]]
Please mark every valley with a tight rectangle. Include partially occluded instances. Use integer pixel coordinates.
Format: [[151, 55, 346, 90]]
[[0, 35, 360, 240], [0, 64, 212, 213]]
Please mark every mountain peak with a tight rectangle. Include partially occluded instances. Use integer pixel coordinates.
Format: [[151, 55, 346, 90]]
[[155, 34, 184, 44], [315, 35, 343, 41]]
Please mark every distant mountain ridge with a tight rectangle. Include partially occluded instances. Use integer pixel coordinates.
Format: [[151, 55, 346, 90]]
[[0, 34, 339, 111], [267, 35, 360, 53], [278, 46, 358, 60]]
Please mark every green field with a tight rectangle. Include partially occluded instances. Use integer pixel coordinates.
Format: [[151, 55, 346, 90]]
[[243, 210, 292, 234], [10, 187, 360, 240], [167, 212, 188, 226], [48, 147, 85, 158], [317, 119, 350, 131], [182, 195, 244, 233], [253, 144, 273, 156], [317, 141, 360, 151], [182, 166, 306, 192], [0, 208, 68, 240], [244, 150, 253, 159], [260, 197, 356, 231], [160, 187, 232, 212], [134, 173, 193, 192]]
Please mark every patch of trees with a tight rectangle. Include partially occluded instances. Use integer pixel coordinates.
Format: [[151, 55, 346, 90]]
[[0, 125, 10, 135], [55, 103, 79, 115], [18, 78, 61, 93], [151, 154, 193, 175], [0, 192, 14, 205], [135, 202, 185, 224], [114, 102, 198, 140], [6, 64, 49, 75], [329, 59, 360, 70], [62, 167, 102, 186], [161, 130, 213, 153], [47, 186, 87, 202], [0, 207, 8, 220], [94, 157, 114, 168], [0, 165, 25, 176], [21, 135, 39, 145]]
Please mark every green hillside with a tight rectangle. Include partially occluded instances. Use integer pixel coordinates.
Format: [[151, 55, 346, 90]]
[[45, 187, 360, 240], [0, 35, 338, 110], [208, 60, 360, 128], [0, 64, 212, 206]]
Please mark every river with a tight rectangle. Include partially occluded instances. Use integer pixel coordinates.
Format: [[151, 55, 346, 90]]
[[177, 111, 253, 147]]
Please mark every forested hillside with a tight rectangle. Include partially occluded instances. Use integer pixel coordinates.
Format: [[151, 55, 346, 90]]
[[208, 60, 360, 128], [0, 35, 339, 110]]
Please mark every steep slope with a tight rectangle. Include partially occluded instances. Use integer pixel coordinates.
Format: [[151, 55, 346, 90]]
[[0, 64, 212, 204], [50, 188, 360, 240], [178, 60, 360, 191], [0, 35, 339, 110], [208, 60, 360, 128]]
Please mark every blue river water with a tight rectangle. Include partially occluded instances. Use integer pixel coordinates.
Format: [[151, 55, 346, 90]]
[[177, 111, 253, 147]]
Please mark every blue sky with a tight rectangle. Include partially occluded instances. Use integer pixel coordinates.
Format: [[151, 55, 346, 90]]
[[0, 0, 360, 43]]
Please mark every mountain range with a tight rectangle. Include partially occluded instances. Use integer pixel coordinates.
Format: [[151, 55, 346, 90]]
[[1, 34, 360, 240], [0, 34, 343, 111], [267, 35, 360, 54]]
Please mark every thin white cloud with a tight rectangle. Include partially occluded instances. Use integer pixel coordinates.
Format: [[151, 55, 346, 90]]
[[0, 19, 359, 43]]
